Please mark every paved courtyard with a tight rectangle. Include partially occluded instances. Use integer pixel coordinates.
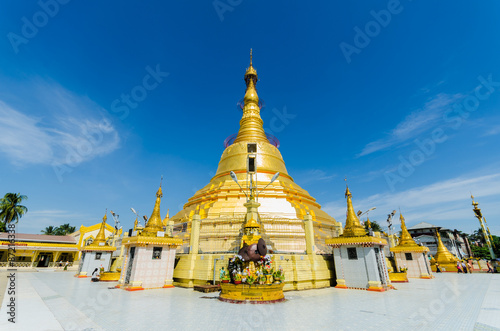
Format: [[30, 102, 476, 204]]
[[0, 271, 499, 330]]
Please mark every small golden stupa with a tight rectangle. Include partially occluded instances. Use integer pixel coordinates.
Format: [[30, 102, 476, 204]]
[[390, 213, 432, 279], [326, 186, 389, 291], [431, 229, 459, 272]]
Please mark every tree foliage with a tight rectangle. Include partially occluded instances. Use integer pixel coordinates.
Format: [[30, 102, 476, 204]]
[[364, 220, 383, 233], [41, 223, 76, 236], [0, 193, 28, 230]]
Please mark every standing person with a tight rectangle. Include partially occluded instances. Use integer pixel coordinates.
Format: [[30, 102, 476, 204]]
[[91, 268, 100, 282], [58, 260, 63, 269], [435, 263, 441, 273], [467, 260, 473, 273], [462, 261, 468, 274], [63, 261, 69, 271], [457, 261, 463, 273], [487, 261, 493, 273]]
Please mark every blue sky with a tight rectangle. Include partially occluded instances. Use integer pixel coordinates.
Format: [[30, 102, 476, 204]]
[[1, 1, 499, 236]]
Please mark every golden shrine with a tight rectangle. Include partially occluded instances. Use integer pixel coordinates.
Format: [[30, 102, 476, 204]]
[[172, 51, 342, 290], [390, 213, 433, 279], [430, 229, 459, 272], [118, 183, 183, 291], [326, 186, 390, 292], [77, 212, 116, 278]]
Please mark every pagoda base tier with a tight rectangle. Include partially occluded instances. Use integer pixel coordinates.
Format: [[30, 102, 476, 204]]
[[219, 283, 285, 304], [173, 253, 335, 291], [99, 271, 120, 282]]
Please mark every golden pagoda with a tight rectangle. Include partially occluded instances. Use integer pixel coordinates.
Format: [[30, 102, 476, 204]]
[[77, 212, 116, 278], [431, 229, 459, 272], [118, 182, 182, 291], [326, 186, 389, 291], [390, 213, 432, 279], [172, 51, 342, 290]]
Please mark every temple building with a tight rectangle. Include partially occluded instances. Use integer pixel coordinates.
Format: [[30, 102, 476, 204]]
[[118, 184, 182, 291], [390, 214, 433, 279], [77, 213, 116, 277], [407, 222, 471, 259], [326, 186, 390, 292], [0, 233, 78, 268], [171, 51, 342, 290]]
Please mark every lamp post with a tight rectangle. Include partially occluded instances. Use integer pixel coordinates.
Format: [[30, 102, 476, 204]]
[[386, 210, 397, 256]]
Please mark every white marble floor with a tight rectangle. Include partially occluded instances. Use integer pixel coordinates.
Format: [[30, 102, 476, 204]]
[[1, 272, 499, 330]]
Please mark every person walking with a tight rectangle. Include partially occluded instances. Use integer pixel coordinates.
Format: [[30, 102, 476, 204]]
[[487, 261, 493, 273], [63, 261, 69, 271], [457, 261, 463, 273], [462, 261, 468, 274], [435, 263, 441, 273]]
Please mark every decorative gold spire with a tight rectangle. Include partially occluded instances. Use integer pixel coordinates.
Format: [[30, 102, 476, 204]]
[[233, 49, 268, 144], [434, 229, 459, 263], [342, 186, 368, 237], [94, 212, 108, 245], [397, 213, 419, 247], [162, 209, 170, 227], [144, 184, 164, 234]]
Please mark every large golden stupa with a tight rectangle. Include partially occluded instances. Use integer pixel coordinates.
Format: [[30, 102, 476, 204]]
[[172, 51, 342, 290]]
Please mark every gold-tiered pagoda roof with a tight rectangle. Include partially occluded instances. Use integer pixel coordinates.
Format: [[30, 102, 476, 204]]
[[434, 229, 459, 264], [326, 186, 387, 247], [124, 183, 183, 247], [390, 213, 428, 253], [81, 212, 116, 252], [170, 51, 341, 254]]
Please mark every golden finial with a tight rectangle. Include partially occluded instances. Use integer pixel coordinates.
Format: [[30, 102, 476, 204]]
[[144, 178, 164, 235], [234, 50, 267, 144], [342, 186, 368, 237], [94, 211, 108, 244], [162, 209, 170, 227]]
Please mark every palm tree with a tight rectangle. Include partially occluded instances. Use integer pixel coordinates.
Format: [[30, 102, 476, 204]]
[[0, 193, 28, 229], [58, 223, 76, 235], [41, 226, 60, 235]]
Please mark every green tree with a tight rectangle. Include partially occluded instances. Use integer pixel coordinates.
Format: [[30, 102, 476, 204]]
[[364, 220, 383, 233], [41, 226, 60, 235], [58, 223, 76, 235], [0, 193, 28, 230]]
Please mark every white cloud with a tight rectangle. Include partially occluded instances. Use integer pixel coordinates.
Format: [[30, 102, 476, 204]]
[[323, 172, 500, 233], [0, 83, 120, 167], [358, 93, 461, 157]]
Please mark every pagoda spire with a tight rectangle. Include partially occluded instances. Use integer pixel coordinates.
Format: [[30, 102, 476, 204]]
[[162, 209, 170, 227], [342, 186, 368, 237], [233, 49, 268, 144], [398, 213, 419, 247], [94, 212, 108, 245], [144, 181, 164, 234]]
